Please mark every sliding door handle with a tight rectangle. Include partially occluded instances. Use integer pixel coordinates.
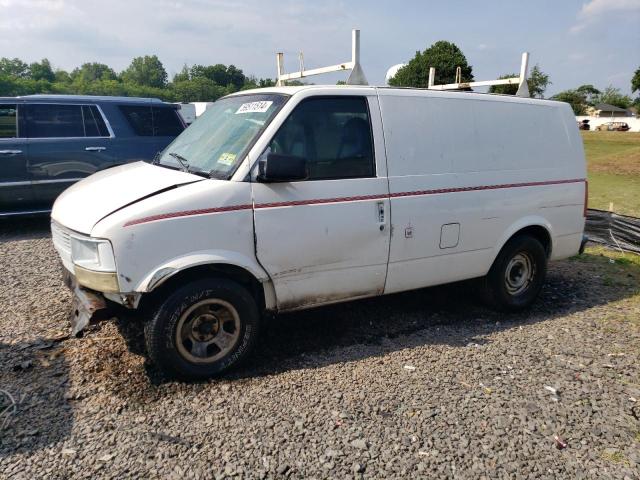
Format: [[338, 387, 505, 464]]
[[85, 146, 106, 152], [0, 149, 22, 154]]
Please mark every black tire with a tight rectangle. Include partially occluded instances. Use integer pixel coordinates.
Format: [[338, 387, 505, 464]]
[[144, 278, 260, 380], [479, 235, 547, 311]]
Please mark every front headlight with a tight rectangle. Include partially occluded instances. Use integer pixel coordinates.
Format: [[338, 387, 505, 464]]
[[70, 237, 119, 293], [70, 237, 116, 272]]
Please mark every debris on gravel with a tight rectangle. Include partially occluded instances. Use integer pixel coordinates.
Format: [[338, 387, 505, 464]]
[[1, 218, 639, 479]]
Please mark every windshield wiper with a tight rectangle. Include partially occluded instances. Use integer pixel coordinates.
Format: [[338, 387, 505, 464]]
[[168, 152, 190, 172], [165, 152, 210, 179], [208, 168, 230, 180], [187, 167, 211, 179]]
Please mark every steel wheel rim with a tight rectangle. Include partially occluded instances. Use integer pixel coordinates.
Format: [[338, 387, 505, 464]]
[[175, 299, 241, 364], [505, 252, 535, 296]]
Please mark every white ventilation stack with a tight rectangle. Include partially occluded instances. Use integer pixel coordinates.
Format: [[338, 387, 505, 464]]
[[385, 64, 406, 85]]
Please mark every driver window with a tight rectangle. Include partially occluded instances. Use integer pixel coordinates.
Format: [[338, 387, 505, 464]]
[[268, 97, 375, 180]]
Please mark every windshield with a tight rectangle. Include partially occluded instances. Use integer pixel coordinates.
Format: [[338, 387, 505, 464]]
[[157, 93, 288, 179]]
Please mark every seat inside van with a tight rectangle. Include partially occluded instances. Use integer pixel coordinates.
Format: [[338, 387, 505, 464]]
[[269, 97, 374, 180]]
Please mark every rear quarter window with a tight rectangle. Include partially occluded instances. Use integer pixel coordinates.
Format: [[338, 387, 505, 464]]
[[119, 105, 154, 136], [119, 105, 184, 137], [152, 107, 184, 136]]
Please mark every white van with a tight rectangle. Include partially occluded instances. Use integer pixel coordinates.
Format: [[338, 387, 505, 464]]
[[51, 86, 587, 379]]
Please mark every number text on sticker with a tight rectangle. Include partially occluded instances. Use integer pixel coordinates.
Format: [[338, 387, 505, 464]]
[[236, 101, 273, 114]]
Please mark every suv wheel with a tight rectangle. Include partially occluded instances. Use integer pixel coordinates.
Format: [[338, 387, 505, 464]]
[[479, 235, 547, 311], [145, 278, 260, 379]]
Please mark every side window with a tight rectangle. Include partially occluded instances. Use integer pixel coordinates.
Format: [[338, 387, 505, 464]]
[[152, 107, 184, 136], [119, 105, 184, 137], [82, 105, 110, 137], [268, 97, 374, 180], [26, 104, 84, 138], [0, 104, 17, 138], [119, 105, 154, 136]]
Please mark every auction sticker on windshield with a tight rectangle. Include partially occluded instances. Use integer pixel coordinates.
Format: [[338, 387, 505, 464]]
[[236, 101, 273, 114]]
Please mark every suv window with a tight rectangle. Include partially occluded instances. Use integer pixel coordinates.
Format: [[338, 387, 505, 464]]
[[119, 105, 183, 136], [0, 104, 17, 138], [82, 105, 110, 137], [153, 107, 184, 136], [268, 97, 374, 180], [26, 104, 110, 138], [27, 104, 84, 138], [119, 105, 154, 136]]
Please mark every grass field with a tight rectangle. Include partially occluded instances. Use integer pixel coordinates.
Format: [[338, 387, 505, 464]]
[[582, 131, 640, 217]]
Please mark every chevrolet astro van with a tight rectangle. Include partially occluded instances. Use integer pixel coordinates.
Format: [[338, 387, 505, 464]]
[[51, 86, 587, 379]]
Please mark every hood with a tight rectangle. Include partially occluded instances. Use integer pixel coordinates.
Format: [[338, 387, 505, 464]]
[[51, 161, 202, 234]]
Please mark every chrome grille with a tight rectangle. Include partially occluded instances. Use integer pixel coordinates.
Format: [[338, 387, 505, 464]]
[[51, 221, 73, 269], [51, 221, 71, 254]]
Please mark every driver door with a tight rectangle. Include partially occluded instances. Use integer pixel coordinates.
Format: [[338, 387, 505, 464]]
[[251, 95, 391, 310]]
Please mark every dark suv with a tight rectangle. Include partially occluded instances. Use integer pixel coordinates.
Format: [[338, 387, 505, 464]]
[[0, 95, 185, 216]]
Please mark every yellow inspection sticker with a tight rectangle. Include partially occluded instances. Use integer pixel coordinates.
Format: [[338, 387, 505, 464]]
[[218, 152, 236, 165]]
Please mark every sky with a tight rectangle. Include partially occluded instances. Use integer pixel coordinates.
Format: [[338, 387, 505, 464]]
[[0, 0, 638, 96]]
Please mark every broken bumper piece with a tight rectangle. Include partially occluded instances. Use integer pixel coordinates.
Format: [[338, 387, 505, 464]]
[[70, 286, 108, 336], [63, 266, 109, 336]]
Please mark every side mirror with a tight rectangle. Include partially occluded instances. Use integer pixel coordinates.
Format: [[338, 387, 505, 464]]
[[257, 152, 308, 183]]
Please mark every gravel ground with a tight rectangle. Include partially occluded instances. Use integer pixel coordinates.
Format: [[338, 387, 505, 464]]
[[1, 218, 639, 479]]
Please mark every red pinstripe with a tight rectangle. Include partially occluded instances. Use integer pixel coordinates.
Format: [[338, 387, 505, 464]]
[[254, 193, 389, 209], [123, 204, 253, 227], [389, 178, 586, 198], [123, 178, 586, 227]]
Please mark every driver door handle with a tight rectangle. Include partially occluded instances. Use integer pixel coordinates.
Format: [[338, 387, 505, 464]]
[[85, 146, 106, 152], [0, 149, 22, 154]]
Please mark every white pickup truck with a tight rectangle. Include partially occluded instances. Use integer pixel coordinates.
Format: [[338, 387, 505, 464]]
[[51, 85, 587, 379]]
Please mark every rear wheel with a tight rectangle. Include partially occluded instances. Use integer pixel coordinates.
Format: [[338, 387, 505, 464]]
[[480, 235, 547, 311], [144, 278, 260, 379]]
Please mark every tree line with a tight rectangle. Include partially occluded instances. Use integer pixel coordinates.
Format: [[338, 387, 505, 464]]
[[1, 48, 638, 116], [0, 55, 276, 102], [552, 82, 638, 115]]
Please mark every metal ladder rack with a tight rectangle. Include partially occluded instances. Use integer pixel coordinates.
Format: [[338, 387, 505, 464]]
[[427, 52, 530, 97], [275, 29, 530, 97], [275, 29, 368, 86]]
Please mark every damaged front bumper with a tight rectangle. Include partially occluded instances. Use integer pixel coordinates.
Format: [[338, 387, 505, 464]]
[[62, 267, 109, 336]]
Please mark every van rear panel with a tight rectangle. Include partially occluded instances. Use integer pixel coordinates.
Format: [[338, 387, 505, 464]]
[[377, 89, 586, 294]]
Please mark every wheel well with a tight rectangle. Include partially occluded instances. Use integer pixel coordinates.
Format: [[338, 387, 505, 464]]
[[139, 264, 266, 313], [510, 225, 552, 257]]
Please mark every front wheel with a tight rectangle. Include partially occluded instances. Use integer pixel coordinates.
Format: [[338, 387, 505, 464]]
[[479, 235, 547, 311], [144, 278, 260, 380]]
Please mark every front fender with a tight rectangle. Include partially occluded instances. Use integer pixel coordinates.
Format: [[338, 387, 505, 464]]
[[136, 250, 271, 293]]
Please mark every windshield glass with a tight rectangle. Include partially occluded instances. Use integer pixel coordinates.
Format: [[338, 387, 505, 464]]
[[157, 93, 288, 178]]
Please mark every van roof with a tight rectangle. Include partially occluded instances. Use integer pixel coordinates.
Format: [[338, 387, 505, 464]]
[[229, 85, 369, 96], [1, 94, 165, 104], [230, 85, 565, 107]]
